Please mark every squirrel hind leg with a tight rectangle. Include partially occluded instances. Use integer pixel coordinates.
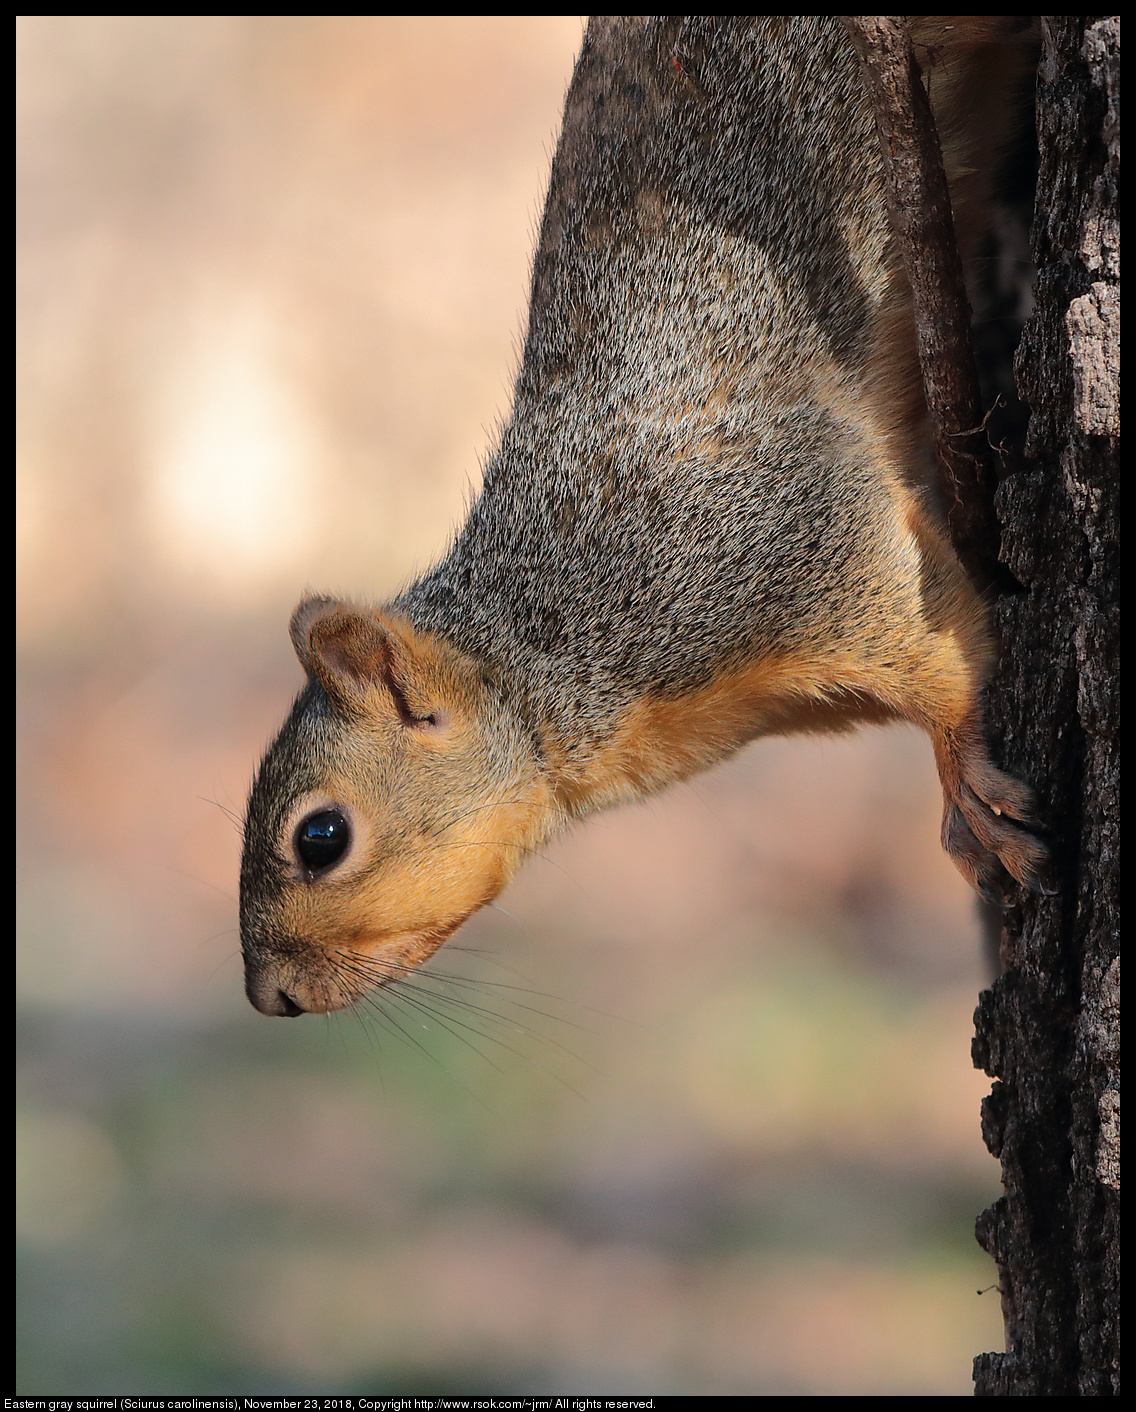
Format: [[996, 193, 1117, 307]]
[[933, 717, 1050, 901]]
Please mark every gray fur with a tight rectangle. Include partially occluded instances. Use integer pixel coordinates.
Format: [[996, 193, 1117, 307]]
[[395, 17, 901, 744]]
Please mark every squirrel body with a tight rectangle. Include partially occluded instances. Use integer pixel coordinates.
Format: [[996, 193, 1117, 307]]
[[240, 16, 1044, 1017]]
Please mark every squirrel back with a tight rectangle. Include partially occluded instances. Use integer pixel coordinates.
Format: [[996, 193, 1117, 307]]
[[240, 17, 1044, 1018]]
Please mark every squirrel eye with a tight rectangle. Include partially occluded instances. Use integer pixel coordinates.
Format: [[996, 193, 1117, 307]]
[[295, 808, 351, 873]]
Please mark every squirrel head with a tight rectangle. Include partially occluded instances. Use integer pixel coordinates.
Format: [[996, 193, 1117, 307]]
[[239, 597, 553, 1016]]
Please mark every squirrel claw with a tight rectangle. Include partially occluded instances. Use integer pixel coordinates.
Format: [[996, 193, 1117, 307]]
[[940, 770, 1049, 902], [934, 723, 1049, 901]]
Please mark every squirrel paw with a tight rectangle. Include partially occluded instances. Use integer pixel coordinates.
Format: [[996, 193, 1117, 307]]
[[938, 743, 1050, 903]]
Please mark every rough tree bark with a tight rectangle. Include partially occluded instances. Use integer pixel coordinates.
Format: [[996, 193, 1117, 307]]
[[841, 14, 1007, 594], [844, 13, 1119, 1395], [972, 16, 1120, 1397]]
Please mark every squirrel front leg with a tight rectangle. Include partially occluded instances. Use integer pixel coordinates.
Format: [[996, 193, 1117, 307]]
[[832, 505, 1048, 902], [872, 551, 1046, 900]]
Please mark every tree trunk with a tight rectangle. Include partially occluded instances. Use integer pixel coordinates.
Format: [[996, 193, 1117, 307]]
[[972, 15, 1120, 1397]]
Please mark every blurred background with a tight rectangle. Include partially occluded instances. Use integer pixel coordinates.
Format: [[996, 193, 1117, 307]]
[[17, 16, 1005, 1396]]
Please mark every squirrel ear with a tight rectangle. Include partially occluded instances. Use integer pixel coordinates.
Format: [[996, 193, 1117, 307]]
[[290, 597, 434, 724], [289, 596, 345, 675]]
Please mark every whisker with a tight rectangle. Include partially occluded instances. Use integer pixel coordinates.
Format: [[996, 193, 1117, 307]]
[[331, 1009, 352, 1063], [354, 944, 629, 1028], [378, 963, 604, 1057], [355, 989, 503, 1117], [404, 835, 552, 867], [397, 982, 589, 1101], [409, 985, 601, 1084], [429, 791, 536, 838], [376, 951, 593, 1015], [380, 984, 510, 1078], [153, 862, 238, 904], [342, 1007, 388, 1095], [353, 986, 439, 1066], [204, 946, 242, 986], [202, 795, 244, 833], [383, 980, 588, 1098], [387, 790, 583, 887], [333, 950, 599, 1088]]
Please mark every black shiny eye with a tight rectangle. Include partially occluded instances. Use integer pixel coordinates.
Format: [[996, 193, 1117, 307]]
[[295, 809, 351, 874]]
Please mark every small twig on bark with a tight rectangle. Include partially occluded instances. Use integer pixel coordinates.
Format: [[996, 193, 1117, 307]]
[[840, 15, 1007, 593]]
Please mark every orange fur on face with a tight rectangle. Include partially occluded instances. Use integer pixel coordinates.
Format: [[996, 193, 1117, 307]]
[[248, 672, 557, 1013]]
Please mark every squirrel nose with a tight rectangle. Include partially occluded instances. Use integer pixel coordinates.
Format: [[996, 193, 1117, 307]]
[[244, 965, 308, 1017], [251, 986, 305, 1017]]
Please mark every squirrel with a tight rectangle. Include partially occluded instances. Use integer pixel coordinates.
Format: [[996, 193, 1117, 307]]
[[240, 16, 1046, 1018]]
